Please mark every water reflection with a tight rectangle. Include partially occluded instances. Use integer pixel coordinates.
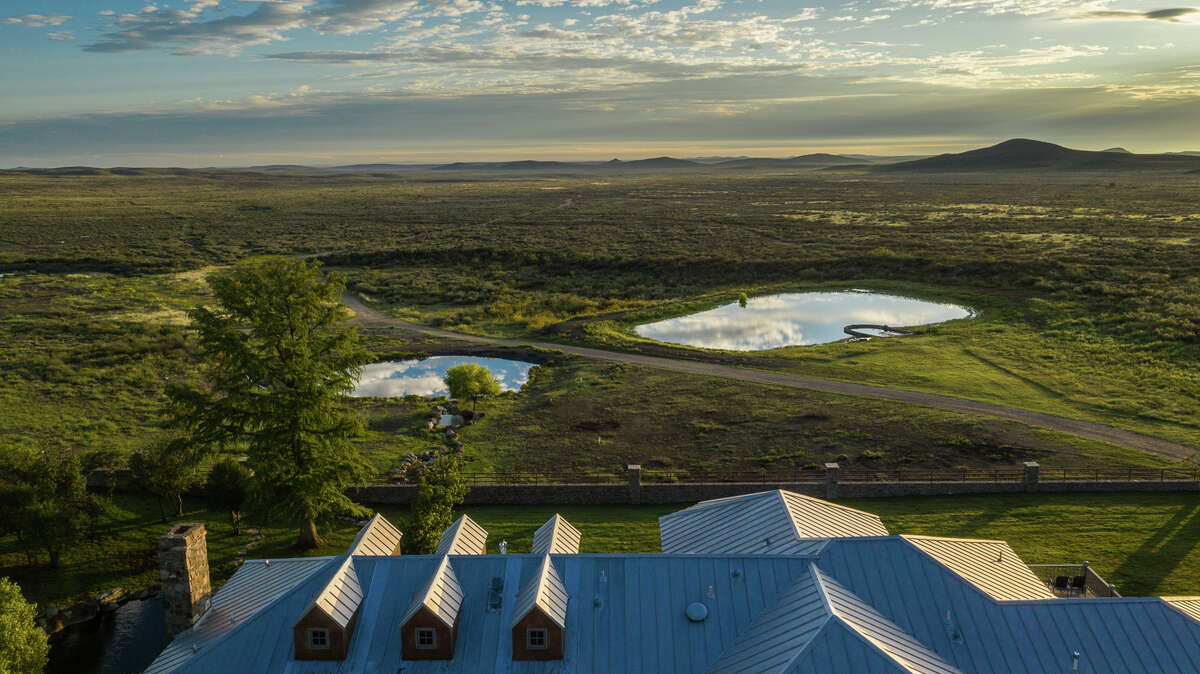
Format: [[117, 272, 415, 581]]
[[351, 356, 535, 398], [635, 291, 971, 351], [47, 600, 166, 674]]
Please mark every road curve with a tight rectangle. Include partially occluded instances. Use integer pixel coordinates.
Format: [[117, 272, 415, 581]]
[[344, 292, 1198, 463]]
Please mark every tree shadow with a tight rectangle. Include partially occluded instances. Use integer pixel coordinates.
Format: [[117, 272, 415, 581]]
[[1108, 501, 1200, 595]]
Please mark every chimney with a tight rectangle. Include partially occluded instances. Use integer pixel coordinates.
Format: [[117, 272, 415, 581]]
[[158, 523, 212, 638]]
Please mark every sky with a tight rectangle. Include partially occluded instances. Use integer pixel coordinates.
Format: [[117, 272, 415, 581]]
[[2, 0, 1199, 166]]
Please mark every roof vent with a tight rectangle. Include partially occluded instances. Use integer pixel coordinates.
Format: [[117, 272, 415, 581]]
[[488, 576, 503, 611], [1072, 651, 1080, 672], [686, 602, 708, 622]]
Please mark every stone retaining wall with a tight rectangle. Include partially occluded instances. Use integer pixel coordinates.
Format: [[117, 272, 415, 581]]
[[348, 462, 1198, 506]]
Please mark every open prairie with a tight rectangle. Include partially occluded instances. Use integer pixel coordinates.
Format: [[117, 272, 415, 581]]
[[2, 166, 1199, 475]]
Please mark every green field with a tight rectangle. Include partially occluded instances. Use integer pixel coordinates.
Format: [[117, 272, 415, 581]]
[[2, 167, 1198, 473], [3, 492, 1197, 608]]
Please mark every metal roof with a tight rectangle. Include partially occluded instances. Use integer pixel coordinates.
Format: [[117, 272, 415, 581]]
[[1163, 597, 1200, 622], [902, 536, 1055, 601], [144, 556, 337, 674], [531, 514, 582, 555], [708, 565, 832, 673], [402, 555, 465, 629], [347, 513, 403, 556], [659, 490, 886, 555], [511, 555, 569, 629], [157, 548, 1200, 674], [306, 554, 363, 629], [816, 567, 962, 674], [435, 514, 489, 556]]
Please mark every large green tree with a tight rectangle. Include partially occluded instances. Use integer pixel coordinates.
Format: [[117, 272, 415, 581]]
[[168, 258, 371, 548], [406, 457, 469, 554], [443, 363, 501, 411], [0, 448, 98, 569], [0, 577, 49, 674], [129, 442, 201, 522]]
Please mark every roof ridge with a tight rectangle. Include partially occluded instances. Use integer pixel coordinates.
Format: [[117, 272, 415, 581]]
[[781, 489, 889, 520], [814, 568, 962, 674], [901, 534, 1010, 545]]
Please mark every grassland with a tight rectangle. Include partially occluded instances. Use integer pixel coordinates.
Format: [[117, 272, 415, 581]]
[[2, 167, 1198, 472], [3, 492, 1196, 608]]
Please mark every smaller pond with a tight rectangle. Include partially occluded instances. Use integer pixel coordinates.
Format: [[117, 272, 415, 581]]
[[635, 291, 972, 351], [47, 600, 167, 674], [351, 356, 536, 398]]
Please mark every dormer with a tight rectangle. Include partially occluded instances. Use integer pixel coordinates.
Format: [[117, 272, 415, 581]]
[[293, 556, 363, 660], [401, 556, 464, 660], [511, 555, 568, 661], [347, 513, 403, 556], [531, 514, 581, 555], [435, 514, 488, 555]]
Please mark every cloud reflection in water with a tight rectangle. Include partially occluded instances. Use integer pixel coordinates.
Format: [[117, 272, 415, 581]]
[[351, 356, 534, 398], [635, 292, 971, 351]]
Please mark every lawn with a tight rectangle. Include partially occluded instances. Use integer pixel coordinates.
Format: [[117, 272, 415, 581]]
[[4, 491, 1198, 610]]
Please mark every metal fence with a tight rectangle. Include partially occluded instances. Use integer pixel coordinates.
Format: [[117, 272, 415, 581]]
[[1028, 563, 1121, 598], [420, 464, 1198, 486]]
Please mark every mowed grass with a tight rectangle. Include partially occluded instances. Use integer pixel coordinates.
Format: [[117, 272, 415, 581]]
[[4, 491, 1198, 609]]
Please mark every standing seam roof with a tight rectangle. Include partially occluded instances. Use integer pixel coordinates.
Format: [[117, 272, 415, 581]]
[[347, 513, 403, 556], [307, 554, 364, 628], [402, 555, 465, 628], [657, 486, 864, 551], [510, 554, 569, 629], [144, 557, 337, 674], [435, 514, 489, 556], [815, 568, 963, 674], [901, 536, 1055, 601], [1163, 597, 1200, 623], [531, 514, 582, 555], [708, 565, 833, 673]]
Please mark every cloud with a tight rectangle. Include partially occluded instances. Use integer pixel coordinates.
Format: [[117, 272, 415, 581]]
[[84, 1, 312, 54], [47, 32, 76, 42], [4, 14, 72, 27], [1067, 6, 1200, 22]]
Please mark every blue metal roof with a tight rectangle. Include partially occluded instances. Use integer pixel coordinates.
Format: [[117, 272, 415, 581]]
[[151, 545, 1200, 674]]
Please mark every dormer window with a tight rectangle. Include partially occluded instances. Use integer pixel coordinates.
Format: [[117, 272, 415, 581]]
[[416, 628, 437, 650], [527, 628, 548, 650], [307, 628, 330, 649]]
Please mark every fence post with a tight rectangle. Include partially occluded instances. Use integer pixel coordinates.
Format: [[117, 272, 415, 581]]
[[1023, 461, 1040, 492], [824, 463, 840, 499], [628, 464, 642, 505]]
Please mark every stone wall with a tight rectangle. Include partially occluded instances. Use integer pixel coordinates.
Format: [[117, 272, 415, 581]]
[[348, 462, 1198, 506]]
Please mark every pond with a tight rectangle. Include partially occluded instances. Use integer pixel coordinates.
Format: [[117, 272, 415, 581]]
[[351, 356, 536, 398], [47, 600, 167, 674], [635, 291, 971, 351]]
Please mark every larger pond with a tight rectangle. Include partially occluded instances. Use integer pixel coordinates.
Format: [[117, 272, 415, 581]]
[[635, 291, 971, 351], [351, 356, 536, 398]]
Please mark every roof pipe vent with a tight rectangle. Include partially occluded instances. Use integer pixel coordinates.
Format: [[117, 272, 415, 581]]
[[686, 602, 708, 622], [1072, 651, 1080, 672]]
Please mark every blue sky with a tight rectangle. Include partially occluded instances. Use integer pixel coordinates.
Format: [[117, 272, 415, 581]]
[[2, 0, 1199, 165]]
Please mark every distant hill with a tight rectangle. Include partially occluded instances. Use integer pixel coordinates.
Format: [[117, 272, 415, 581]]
[[883, 139, 1200, 171], [714, 153, 864, 169], [612, 156, 703, 169], [1101, 147, 1132, 154], [433, 160, 587, 171]]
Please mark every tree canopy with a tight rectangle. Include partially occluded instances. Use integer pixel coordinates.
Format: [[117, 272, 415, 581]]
[[168, 257, 372, 548], [0, 577, 49, 674], [129, 442, 201, 522], [0, 447, 98, 568], [443, 362, 502, 411], [207, 458, 252, 536], [406, 457, 469, 554]]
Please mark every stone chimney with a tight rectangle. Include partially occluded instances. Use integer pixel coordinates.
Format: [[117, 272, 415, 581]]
[[158, 523, 212, 638]]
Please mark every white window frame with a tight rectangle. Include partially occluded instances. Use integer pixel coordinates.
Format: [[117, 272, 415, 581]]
[[307, 628, 330, 650], [526, 628, 549, 650], [415, 627, 437, 650]]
